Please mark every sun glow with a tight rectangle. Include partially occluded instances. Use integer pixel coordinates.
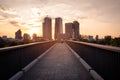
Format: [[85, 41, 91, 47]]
[[29, 28, 39, 36]]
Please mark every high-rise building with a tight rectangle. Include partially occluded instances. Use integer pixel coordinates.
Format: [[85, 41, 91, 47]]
[[15, 29, 22, 40], [65, 21, 80, 40], [55, 17, 63, 40], [73, 21, 80, 39], [65, 23, 74, 39], [42, 17, 52, 40]]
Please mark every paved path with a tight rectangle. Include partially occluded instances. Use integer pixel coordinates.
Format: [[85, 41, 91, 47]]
[[19, 43, 93, 80]]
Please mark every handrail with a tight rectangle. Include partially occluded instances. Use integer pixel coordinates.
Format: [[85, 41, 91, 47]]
[[0, 40, 56, 80], [0, 41, 53, 53], [68, 40, 120, 53]]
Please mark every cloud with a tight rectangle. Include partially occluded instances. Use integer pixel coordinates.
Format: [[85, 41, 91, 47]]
[[77, 16, 88, 20], [0, 5, 10, 11], [0, 15, 4, 20], [9, 21, 20, 27], [9, 20, 26, 27], [0, 12, 18, 19], [81, 0, 120, 23], [9, 20, 31, 31], [1, 0, 120, 23], [0, 5, 18, 19]]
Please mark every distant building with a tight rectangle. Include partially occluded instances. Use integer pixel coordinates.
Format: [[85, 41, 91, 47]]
[[65, 23, 74, 39], [1, 36, 15, 41], [2, 36, 7, 40], [8, 38, 15, 42], [55, 17, 63, 40], [23, 33, 31, 40], [32, 33, 37, 41], [42, 16, 52, 40], [32, 34, 44, 42], [59, 33, 69, 40], [95, 35, 99, 41], [88, 35, 94, 41], [73, 21, 80, 40], [15, 29, 22, 40], [104, 35, 112, 41], [81, 35, 88, 40]]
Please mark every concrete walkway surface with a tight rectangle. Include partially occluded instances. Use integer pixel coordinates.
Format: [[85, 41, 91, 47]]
[[19, 43, 93, 80]]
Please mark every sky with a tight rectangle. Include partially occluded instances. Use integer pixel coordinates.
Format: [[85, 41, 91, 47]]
[[0, 0, 120, 39]]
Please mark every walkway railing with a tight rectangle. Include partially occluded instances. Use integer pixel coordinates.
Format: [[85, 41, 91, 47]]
[[66, 40, 120, 80], [0, 41, 56, 80]]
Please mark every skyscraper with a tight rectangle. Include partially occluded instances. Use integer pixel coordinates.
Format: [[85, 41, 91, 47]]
[[42, 17, 52, 40], [73, 21, 80, 39], [65, 23, 74, 39], [65, 21, 80, 40], [15, 29, 22, 40], [55, 17, 63, 40]]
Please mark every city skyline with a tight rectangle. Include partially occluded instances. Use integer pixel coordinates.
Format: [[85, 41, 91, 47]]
[[0, 0, 120, 38], [13, 17, 80, 40]]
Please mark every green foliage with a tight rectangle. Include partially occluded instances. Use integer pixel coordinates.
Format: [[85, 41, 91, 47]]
[[0, 37, 7, 48], [98, 37, 120, 47], [111, 37, 120, 47], [0, 38, 32, 48], [0, 38, 46, 48], [79, 36, 120, 47]]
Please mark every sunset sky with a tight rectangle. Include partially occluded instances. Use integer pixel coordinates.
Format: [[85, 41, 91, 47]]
[[0, 0, 120, 39]]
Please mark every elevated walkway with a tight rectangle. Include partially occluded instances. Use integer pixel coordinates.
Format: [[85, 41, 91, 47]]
[[18, 43, 93, 80]]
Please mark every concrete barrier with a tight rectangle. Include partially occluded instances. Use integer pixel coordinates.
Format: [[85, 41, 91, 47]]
[[65, 43, 104, 80], [9, 43, 57, 80]]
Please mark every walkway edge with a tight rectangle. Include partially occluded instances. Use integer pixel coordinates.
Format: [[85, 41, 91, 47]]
[[9, 71, 23, 80], [65, 43, 104, 80], [9, 43, 57, 80], [22, 43, 57, 72]]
